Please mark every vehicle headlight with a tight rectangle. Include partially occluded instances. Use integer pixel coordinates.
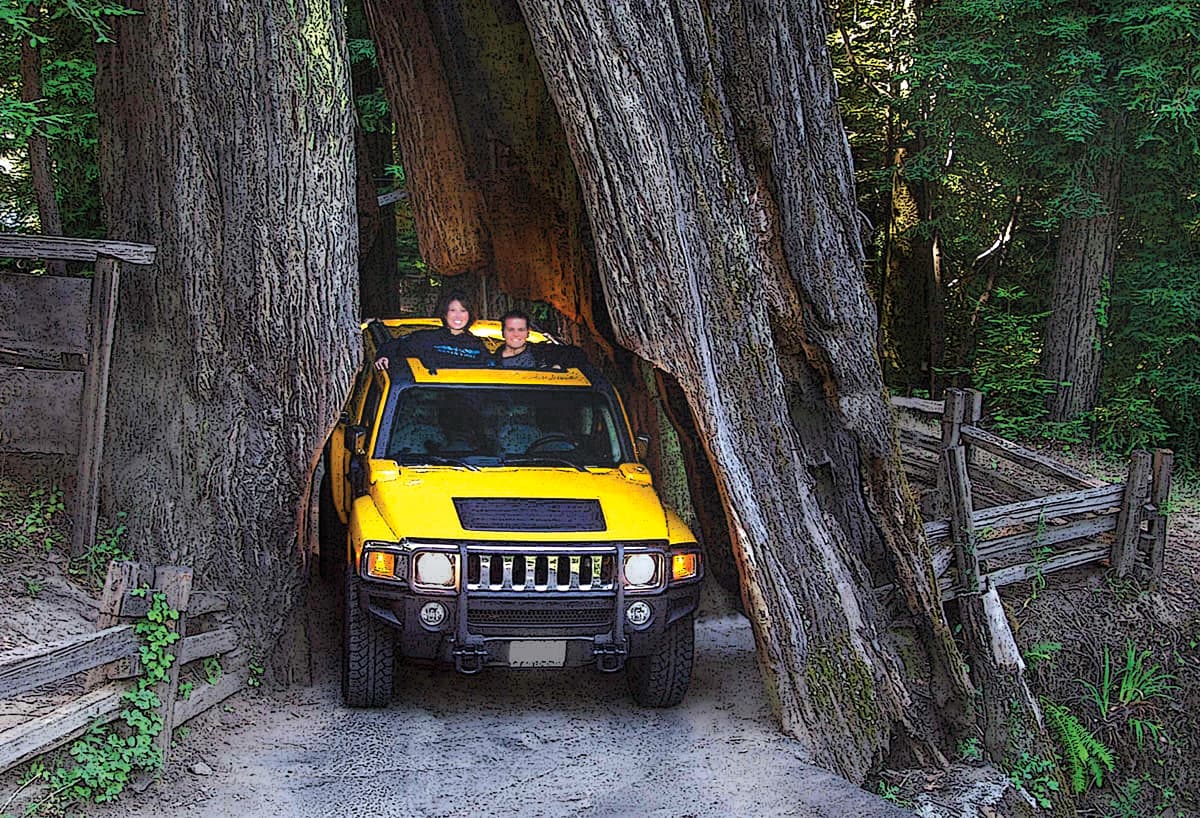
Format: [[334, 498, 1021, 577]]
[[623, 553, 659, 588], [414, 551, 457, 589], [362, 543, 406, 582]]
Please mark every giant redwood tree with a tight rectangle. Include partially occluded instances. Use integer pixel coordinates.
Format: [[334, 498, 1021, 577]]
[[354, 0, 1071, 782], [94, 1, 360, 658]]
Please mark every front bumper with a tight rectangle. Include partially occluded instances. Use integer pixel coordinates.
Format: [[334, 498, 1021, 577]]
[[360, 579, 700, 673]]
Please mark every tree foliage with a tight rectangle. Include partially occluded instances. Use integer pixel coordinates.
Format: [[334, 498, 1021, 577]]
[[0, 1, 135, 235], [832, 0, 1200, 467]]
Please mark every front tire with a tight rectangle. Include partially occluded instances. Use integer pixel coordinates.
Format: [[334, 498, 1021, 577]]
[[341, 566, 394, 708], [627, 615, 694, 708]]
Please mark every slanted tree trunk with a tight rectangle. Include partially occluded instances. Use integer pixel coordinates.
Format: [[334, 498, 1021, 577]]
[[364, 0, 598, 326], [1041, 154, 1121, 420], [94, 0, 360, 667], [515, 1, 976, 778], [19, 16, 66, 276]]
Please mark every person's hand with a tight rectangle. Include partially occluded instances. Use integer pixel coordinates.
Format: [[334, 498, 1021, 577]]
[[374, 356, 389, 370]]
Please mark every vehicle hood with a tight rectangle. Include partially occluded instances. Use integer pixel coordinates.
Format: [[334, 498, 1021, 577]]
[[369, 465, 668, 542]]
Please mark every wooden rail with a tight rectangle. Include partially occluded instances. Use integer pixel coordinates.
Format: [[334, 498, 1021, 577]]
[[892, 389, 1172, 598], [0, 233, 156, 559], [0, 562, 243, 775]]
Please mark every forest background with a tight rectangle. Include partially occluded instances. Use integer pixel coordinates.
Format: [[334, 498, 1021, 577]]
[[3, 0, 1198, 472]]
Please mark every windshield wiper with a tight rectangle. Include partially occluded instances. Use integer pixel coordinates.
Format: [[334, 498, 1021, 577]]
[[500, 456, 588, 472], [394, 454, 479, 471]]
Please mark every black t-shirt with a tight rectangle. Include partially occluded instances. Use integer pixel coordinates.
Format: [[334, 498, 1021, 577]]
[[378, 327, 490, 370], [493, 345, 538, 368]]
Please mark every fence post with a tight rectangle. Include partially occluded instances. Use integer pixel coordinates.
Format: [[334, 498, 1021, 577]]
[[943, 444, 980, 596], [1111, 450, 1152, 578], [86, 561, 151, 689], [935, 389, 967, 519], [1146, 449, 1174, 591], [148, 565, 192, 769], [71, 256, 120, 558]]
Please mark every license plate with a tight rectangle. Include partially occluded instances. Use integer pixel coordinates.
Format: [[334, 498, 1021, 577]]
[[507, 640, 567, 668]]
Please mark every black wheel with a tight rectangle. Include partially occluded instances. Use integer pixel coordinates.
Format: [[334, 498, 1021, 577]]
[[341, 566, 394, 708], [318, 467, 345, 581], [627, 615, 694, 708]]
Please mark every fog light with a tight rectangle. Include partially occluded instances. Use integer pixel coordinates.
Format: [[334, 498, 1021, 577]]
[[415, 552, 455, 588], [624, 553, 657, 586], [626, 601, 652, 626], [419, 602, 447, 628]]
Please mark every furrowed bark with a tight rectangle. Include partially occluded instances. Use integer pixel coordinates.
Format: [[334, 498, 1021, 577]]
[[94, 0, 360, 668], [516, 0, 973, 779]]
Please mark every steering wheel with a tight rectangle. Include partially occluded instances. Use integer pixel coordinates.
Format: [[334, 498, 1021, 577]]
[[524, 433, 579, 455]]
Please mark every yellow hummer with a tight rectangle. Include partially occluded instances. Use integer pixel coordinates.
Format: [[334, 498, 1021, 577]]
[[320, 319, 703, 708]]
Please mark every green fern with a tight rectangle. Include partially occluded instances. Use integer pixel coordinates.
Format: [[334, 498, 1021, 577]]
[[1043, 699, 1116, 793]]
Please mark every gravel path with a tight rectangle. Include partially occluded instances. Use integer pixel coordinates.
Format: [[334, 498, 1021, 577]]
[[92, 599, 907, 818]]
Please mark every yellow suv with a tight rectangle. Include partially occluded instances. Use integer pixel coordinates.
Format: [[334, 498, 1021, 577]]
[[320, 319, 704, 708]]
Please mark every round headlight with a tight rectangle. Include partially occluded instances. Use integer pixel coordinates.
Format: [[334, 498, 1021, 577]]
[[415, 552, 454, 587], [624, 553, 657, 586]]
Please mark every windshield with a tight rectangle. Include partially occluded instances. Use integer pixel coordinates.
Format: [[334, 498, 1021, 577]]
[[383, 386, 629, 468]]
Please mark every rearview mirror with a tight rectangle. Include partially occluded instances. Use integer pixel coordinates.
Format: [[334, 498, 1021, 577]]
[[634, 433, 650, 461]]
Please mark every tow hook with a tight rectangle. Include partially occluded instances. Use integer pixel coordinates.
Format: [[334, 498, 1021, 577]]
[[453, 643, 489, 674], [593, 638, 627, 673]]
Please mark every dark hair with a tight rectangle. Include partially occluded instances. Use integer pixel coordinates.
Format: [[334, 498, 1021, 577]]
[[500, 309, 531, 331], [436, 289, 475, 329]]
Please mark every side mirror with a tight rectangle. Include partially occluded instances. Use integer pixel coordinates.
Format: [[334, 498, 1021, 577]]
[[345, 425, 368, 456], [634, 433, 651, 461]]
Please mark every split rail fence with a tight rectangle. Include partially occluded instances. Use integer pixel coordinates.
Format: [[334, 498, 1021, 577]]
[[0, 562, 245, 776], [893, 389, 1173, 601]]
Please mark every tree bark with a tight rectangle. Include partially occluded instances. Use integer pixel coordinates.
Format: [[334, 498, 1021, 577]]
[[19, 18, 67, 275], [1041, 155, 1120, 420], [94, 0, 360, 667], [515, 0, 974, 779]]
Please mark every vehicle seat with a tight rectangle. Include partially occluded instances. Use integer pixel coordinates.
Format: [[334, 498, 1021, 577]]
[[497, 406, 541, 455]]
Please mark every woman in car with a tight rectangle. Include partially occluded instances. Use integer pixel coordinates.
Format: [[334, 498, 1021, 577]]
[[375, 290, 490, 370]]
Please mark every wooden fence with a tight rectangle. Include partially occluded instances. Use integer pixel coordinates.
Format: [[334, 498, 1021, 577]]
[[0, 562, 245, 776], [893, 389, 1173, 600], [0, 234, 156, 557]]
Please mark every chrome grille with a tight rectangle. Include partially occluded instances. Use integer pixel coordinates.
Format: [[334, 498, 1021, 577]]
[[465, 550, 616, 592]]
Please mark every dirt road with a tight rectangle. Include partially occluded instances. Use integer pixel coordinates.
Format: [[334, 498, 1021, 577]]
[[93, 600, 907, 818]]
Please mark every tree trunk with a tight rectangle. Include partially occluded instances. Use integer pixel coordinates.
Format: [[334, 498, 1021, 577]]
[[94, 0, 360, 667], [19, 19, 67, 276], [516, 0, 975, 779], [1041, 155, 1120, 420]]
